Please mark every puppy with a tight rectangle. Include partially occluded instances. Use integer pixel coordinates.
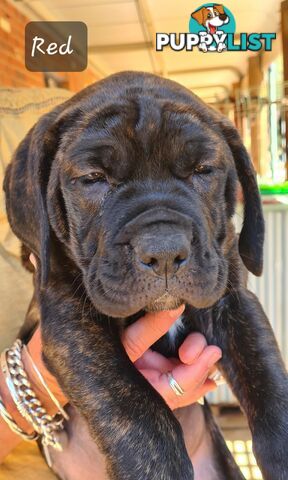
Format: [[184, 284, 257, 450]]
[[4, 72, 288, 480]]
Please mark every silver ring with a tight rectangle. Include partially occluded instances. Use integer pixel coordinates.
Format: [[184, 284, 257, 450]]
[[167, 372, 185, 397]]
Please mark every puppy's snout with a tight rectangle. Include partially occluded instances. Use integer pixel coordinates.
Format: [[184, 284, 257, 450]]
[[135, 234, 190, 278]]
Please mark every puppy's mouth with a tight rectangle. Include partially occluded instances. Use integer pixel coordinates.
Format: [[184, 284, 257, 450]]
[[145, 292, 183, 312]]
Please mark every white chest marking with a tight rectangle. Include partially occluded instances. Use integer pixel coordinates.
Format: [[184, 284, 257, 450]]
[[168, 315, 184, 347]]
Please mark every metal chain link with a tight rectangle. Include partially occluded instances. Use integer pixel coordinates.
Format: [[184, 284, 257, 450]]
[[0, 393, 38, 441], [2, 340, 65, 451]]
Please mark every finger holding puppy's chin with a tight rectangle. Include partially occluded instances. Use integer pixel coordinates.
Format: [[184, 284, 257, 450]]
[[122, 306, 185, 362], [28, 256, 212, 408], [30, 251, 184, 360], [27, 257, 218, 410]]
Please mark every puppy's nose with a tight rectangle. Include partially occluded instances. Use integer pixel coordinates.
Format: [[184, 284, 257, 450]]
[[219, 13, 227, 20], [135, 234, 190, 278]]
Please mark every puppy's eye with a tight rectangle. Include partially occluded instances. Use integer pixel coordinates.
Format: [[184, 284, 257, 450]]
[[80, 172, 108, 185], [193, 165, 213, 175], [207, 13, 212, 18]]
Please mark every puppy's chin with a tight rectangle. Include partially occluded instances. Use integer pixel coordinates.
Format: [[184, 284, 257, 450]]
[[145, 293, 184, 312]]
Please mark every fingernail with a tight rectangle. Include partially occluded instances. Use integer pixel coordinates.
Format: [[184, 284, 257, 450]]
[[208, 352, 222, 368]]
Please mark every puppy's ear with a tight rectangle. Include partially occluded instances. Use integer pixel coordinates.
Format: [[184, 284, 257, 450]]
[[214, 4, 225, 15], [219, 119, 264, 276], [191, 8, 204, 25], [4, 109, 62, 285]]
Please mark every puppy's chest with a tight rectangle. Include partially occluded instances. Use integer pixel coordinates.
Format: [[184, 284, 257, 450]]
[[152, 311, 213, 358], [167, 315, 185, 348]]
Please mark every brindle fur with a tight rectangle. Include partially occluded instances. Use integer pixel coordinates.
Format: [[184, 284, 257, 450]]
[[4, 72, 288, 480]]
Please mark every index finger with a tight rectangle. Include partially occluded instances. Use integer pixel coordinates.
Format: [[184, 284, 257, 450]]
[[122, 305, 185, 362]]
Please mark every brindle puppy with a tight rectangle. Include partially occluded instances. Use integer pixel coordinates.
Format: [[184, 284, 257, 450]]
[[4, 72, 288, 480]]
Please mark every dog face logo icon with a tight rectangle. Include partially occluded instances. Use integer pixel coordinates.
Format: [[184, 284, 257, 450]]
[[190, 3, 235, 52], [191, 4, 229, 35]]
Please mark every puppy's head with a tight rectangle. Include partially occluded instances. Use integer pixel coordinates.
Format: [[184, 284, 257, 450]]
[[191, 5, 229, 33], [4, 72, 264, 317]]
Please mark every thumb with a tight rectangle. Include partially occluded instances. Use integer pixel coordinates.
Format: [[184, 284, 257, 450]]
[[122, 305, 185, 362]]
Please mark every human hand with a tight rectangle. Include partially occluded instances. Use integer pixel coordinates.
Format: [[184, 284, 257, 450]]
[[29, 255, 222, 412], [122, 306, 222, 410]]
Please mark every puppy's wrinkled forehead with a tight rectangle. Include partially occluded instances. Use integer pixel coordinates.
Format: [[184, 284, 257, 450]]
[[62, 95, 222, 182]]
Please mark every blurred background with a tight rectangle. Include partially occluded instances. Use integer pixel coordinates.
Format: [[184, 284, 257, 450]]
[[1, 0, 287, 183], [0, 1, 288, 479]]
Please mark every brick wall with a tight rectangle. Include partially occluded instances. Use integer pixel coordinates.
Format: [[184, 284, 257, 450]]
[[66, 70, 101, 92], [0, 0, 101, 91]]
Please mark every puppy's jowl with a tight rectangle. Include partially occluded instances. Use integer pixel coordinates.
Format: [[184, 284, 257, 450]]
[[4, 72, 288, 480]]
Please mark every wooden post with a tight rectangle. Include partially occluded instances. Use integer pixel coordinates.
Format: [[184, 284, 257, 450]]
[[232, 81, 242, 135], [248, 55, 263, 175], [281, 0, 288, 179]]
